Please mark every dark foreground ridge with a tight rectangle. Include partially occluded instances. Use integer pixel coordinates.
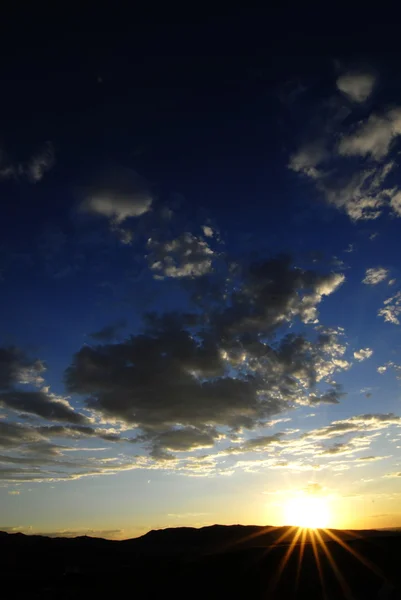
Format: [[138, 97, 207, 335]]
[[1, 524, 401, 599]]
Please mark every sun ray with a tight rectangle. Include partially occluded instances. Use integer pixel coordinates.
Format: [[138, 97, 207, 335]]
[[323, 528, 384, 579], [310, 529, 328, 600], [314, 528, 355, 600], [266, 526, 303, 594], [295, 526, 307, 591]]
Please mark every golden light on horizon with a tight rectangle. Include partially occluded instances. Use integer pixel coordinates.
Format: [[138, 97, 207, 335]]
[[283, 494, 331, 529]]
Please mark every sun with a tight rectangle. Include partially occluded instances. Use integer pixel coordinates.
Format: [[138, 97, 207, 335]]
[[283, 494, 330, 529]]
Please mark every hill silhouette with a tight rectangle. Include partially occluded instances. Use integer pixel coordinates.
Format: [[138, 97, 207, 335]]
[[1, 524, 400, 599]]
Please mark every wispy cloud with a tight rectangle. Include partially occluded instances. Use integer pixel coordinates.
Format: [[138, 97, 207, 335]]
[[336, 71, 376, 103]]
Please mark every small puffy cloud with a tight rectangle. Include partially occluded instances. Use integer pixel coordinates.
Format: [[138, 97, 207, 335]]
[[202, 225, 214, 238], [378, 291, 401, 324], [336, 72, 376, 103], [79, 167, 152, 226], [338, 107, 401, 160], [353, 348, 373, 361], [362, 267, 389, 285], [147, 232, 214, 278], [377, 362, 401, 380]]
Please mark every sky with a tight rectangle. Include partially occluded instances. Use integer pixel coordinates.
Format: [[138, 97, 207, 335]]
[[1, 14, 401, 539]]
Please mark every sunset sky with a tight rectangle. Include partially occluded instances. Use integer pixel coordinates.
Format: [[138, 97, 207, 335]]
[[1, 15, 401, 539]]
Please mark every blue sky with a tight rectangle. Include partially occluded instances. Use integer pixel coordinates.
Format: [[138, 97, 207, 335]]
[[1, 18, 401, 538]]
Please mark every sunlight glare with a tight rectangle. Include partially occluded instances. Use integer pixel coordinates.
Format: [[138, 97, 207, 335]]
[[283, 494, 330, 529]]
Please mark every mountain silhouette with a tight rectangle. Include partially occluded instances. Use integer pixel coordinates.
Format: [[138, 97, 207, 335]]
[[1, 525, 400, 599]]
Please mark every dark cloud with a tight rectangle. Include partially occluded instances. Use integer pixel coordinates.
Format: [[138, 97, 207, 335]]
[[89, 320, 127, 343], [0, 346, 45, 389], [308, 387, 346, 405], [225, 432, 285, 455], [0, 346, 87, 424], [66, 256, 347, 458], [0, 390, 86, 424], [0, 421, 41, 448]]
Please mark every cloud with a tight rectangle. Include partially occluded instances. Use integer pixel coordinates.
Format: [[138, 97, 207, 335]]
[[65, 256, 348, 458], [308, 387, 346, 405], [336, 72, 376, 103], [147, 232, 214, 278], [353, 348, 373, 361], [378, 291, 401, 324], [89, 320, 127, 343], [0, 142, 55, 183], [338, 108, 401, 160], [0, 390, 86, 424], [225, 432, 285, 455], [318, 162, 395, 221], [390, 191, 401, 216], [307, 413, 401, 440], [202, 225, 214, 238], [362, 267, 389, 285], [0, 346, 46, 389], [288, 140, 328, 177], [377, 362, 401, 380], [79, 167, 152, 237], [288, 71, 401, 222], [0, 346, 87, 424], [302, 482, 324, 494]]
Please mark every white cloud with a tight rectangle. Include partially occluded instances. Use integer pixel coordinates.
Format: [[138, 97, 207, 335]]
[[79, 167, 152, 239], [378, 291, 401, 324], [82, 194, 151, 223], [336, 72, 376, 103], [390, 190, 401, 216], [338, 107, 401, 160], [362, 267, 389, 285], [313, 162, 394, 221], [377, 362, 401, 380], [202, 225, 214, 238], [353, 348, 373, 361], [147, 233, 214, 278]]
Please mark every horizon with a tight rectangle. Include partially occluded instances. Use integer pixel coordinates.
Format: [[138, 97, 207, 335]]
[[2, 522, 401, 542], [1, 12, 401, 540]]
